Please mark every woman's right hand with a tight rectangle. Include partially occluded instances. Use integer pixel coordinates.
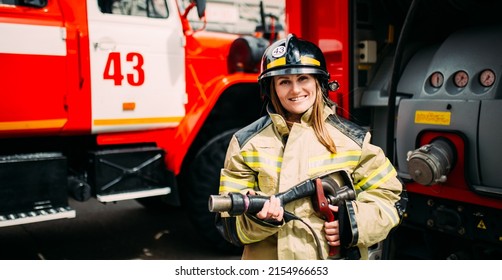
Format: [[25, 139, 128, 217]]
[[248, 190, 284, 222]]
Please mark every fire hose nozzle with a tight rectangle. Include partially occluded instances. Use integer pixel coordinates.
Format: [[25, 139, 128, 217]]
[[208, 173, 355, 216], [208, 195, 233, 213]]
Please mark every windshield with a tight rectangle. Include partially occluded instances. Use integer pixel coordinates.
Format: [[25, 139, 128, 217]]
[[177, 0, 285, 35]]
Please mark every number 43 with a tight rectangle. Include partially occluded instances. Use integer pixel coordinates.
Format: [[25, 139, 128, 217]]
[[103, 52, 145, 86]]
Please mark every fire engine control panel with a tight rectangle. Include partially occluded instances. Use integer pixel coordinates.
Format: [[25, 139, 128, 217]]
[[396, 25, 502, 197]]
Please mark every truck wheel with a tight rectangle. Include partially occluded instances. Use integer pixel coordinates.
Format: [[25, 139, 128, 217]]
[[185, 129, 242, 254]]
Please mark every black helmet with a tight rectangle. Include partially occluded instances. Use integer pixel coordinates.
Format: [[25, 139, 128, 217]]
[[258, 34, 335, 98]]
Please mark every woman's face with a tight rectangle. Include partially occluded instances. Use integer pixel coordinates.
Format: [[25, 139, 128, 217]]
[[273, 74, 317, 119]]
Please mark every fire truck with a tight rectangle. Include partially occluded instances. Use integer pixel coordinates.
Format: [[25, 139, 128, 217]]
[[283, 0, 502, 259], [4, 0, 502, 260], [0, 0, 285, 252]]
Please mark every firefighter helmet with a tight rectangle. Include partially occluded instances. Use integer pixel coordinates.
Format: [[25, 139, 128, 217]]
[[258, 34, 333, 98]]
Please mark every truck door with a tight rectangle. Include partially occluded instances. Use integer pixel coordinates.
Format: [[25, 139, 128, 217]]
[[86, 0, 186, 134], [0, 1, 68, 136]]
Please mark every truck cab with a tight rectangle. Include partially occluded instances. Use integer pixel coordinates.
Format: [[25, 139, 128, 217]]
[[0, 0, 283, 254]]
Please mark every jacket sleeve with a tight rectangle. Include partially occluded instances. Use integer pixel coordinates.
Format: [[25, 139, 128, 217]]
[[341, 132, 403, 248], [215, 135, 282, 246]]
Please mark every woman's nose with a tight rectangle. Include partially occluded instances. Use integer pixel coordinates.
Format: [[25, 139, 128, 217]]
[[292, 81, 302, 93]]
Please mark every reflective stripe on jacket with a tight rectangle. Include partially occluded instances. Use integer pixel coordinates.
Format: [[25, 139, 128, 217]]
[[218, 104, 402, 260]]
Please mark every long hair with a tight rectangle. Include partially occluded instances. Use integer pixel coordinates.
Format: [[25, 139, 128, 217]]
[[269, 77, 337, 154]]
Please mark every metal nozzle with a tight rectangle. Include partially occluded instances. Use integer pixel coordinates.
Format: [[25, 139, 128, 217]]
[[208, 195, 233, 213]]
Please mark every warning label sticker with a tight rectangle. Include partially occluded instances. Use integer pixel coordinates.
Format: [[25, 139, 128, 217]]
[[415, 110, 451, 126], [477, 220, 487, 230]]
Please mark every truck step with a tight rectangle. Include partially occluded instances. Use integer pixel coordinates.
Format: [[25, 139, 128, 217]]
[[88, 147, 175, 202], [96, 186, 171, 203], [0, 206, 76, 227]]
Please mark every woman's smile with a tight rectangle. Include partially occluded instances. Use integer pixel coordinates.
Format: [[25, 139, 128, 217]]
[[289, 95, 308, 102]]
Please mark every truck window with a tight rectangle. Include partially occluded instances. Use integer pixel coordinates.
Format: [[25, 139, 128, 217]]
[[0, 0, 47, 7], [180, 0, 285, 35], [97, 0, 168, 18]]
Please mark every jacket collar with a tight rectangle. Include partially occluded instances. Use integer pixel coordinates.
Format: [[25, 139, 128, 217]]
[[267, 103, 290, 137], [266, 103, 334, 138]]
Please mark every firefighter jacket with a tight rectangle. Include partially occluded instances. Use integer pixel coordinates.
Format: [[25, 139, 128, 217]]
[[216, 103, 403, 260]]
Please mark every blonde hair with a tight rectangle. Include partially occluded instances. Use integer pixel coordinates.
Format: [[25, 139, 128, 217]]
[[270, 78, 337, 154]]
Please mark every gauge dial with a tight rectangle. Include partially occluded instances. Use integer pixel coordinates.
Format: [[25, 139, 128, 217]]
[[453, 70, 469, 88], [429, 72, 444, 88], [479, 69, 495, 87]]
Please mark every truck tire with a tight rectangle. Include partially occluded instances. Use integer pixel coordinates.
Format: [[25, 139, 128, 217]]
[[185, 129, 242, 254]]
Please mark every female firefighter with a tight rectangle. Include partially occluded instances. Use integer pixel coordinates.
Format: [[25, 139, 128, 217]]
[[215, 34, 403, 260]]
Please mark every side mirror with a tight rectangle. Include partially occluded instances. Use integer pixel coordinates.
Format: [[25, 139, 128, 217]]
[[181, 0, 207, 34], [194, 0, 206, 19]]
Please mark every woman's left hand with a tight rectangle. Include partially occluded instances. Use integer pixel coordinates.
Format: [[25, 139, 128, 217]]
[[324, 204, 340, 246]]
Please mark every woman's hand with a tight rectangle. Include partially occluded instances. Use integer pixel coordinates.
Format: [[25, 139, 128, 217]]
[[324, 204, 340, 246], [248, 190, 284, 222]]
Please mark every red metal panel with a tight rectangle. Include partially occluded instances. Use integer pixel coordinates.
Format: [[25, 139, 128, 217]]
[[0, 53, 67, 122], [0, 1, 92, 136], [0, 1, 68, 136], [407, 131, 502, 210], [58, 0, 92, 135], [285, 0, 350, 119]]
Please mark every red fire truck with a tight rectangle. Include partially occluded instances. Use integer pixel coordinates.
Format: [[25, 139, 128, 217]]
[[0, 0, 285, 252], [285, 0, 502, 259], [4, 0, 502, 260]]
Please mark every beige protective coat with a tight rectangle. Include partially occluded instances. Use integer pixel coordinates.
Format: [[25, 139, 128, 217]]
[[219, 105, 402, 260]]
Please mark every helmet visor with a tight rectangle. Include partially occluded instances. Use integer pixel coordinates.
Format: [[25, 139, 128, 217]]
[[259, 66, 328, 80]]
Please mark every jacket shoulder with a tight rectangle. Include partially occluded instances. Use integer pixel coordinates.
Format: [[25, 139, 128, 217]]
[[327, 114, 368, 147], [234, 115, 272, 148]]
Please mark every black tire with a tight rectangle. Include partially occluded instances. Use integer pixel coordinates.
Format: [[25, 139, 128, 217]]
[[184, 129, 243, 254]]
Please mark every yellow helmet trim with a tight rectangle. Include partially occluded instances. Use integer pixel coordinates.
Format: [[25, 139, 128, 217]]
[[267, 57, 286, 69], [267, 56, 321, 70], [300, 56, 320, 66]]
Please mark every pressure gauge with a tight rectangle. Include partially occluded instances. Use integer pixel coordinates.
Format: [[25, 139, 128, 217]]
[[453, 70, 469, 88], [479, 69, 496, 87], [429, 72, 444, 88]]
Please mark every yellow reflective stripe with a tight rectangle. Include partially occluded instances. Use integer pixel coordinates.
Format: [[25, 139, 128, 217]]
[[219, 175, 256, 193], [355, 159, 396, 191], [377, 198, 400, 226], [309, 151, 361, 174], [267, 56, 321, 70], [309, 150, 361, 162], [360, 192, 400, 226], [364, 163, 397, 191], [267, 57, 286, 69], [242, 151, 282, 173], [93, 116, 183, 126], [236, 219, 260, 244], [0, 118, 67, 130], [310, 161, 359, 175], [218, 186, 242, 193], [300, 56, 320, 66], [371, 168, 398, 190], [242, 151, 283, 162]]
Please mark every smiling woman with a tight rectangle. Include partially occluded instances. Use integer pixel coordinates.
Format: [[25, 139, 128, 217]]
[[214, 34, 403, 260]]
